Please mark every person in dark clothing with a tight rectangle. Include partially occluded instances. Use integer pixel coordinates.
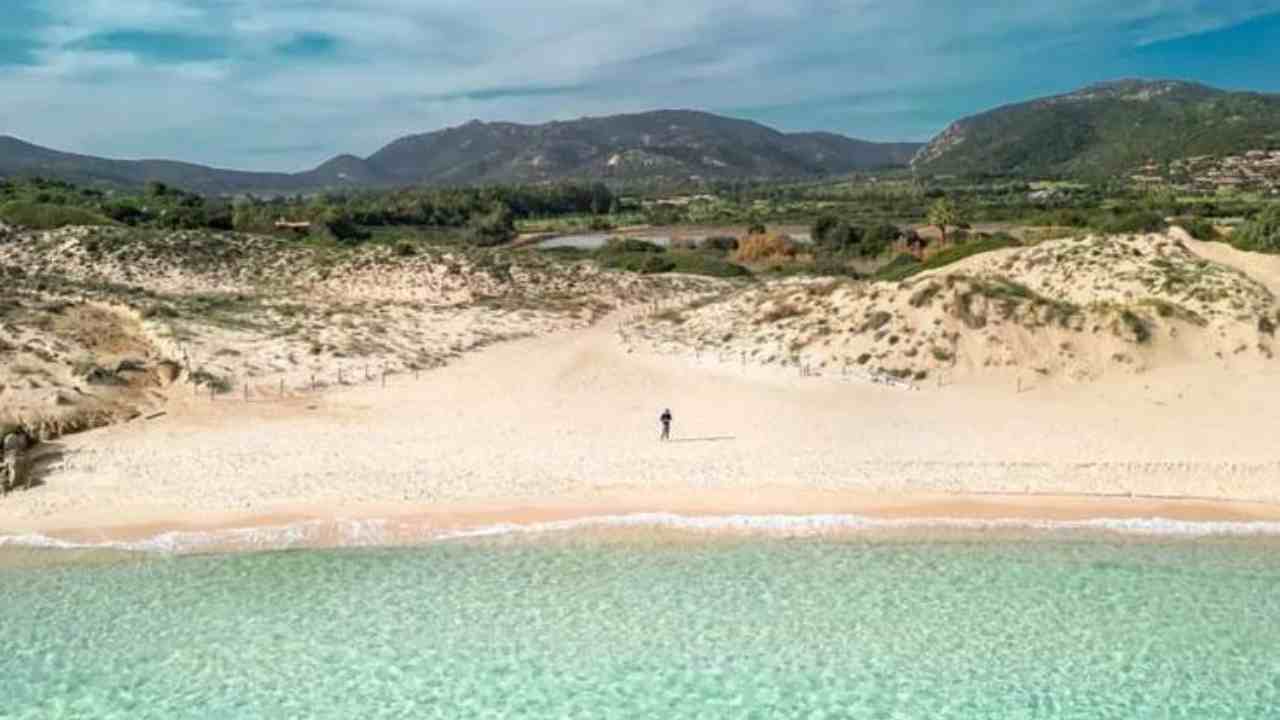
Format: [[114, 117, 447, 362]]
[[659, 409, 672, 441]]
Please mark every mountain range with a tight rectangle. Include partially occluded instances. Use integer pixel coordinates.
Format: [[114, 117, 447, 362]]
[[912, 79, 1280, 178], [0, 110, 921, 194], [6, 79, 1280, 193]]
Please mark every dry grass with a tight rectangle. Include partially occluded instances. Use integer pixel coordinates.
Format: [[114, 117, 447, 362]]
[[733, 233, 800, 264]]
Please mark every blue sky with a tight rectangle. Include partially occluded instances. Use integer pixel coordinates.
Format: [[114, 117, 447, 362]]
[[1, 1, 1279, 171]]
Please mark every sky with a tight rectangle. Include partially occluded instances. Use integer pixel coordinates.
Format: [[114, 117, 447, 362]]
[[2, 1, 1280, 171]]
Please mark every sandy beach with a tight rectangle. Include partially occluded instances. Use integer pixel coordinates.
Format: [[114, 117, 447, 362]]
[[5, 291, 1280, 549]]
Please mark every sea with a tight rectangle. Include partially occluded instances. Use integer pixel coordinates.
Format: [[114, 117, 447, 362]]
[[2, 528, 1278, 718]]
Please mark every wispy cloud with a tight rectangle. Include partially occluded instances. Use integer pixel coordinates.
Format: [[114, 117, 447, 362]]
[[273, 32, 341, 60], [1, 1, 1277, 171], [423, 85, 587, 103], [69, 30, 230, 63]]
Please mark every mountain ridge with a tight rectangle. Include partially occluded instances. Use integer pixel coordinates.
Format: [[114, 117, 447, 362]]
[[912, 78, 1280, 177], [0, 110, 921, 194]]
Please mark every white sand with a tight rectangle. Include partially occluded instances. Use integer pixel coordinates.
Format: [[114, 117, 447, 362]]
[[4, 306, 1280, 536], [5, 233, 1280, 541]]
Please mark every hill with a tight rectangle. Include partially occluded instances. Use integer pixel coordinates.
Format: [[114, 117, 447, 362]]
[[366, 110, 921, 185], [0, 136, 309, 195], [631, 229, 1280, 384], [0, 111, 920, 194], [912, 79, 1280, 178]]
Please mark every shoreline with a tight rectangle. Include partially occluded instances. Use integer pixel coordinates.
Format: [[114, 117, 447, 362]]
[[6, 489, 1280, 556]]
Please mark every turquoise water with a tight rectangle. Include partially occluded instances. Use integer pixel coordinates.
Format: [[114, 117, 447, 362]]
[[3, 535, 1279, 718]]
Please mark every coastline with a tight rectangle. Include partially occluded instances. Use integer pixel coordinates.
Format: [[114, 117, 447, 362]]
[[6, 489, 1280, 556]]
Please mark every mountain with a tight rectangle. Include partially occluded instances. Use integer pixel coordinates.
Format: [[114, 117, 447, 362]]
[[366, 110, 922, 185], [912, 79, 1280, 178], [0, 111, 921, 194], [0, 136, 309, 195]]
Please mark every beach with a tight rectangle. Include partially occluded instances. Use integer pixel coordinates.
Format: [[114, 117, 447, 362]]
[[5, 299, 1280, 550]]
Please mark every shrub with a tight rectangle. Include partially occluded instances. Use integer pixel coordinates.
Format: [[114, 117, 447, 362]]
[[873, 254, 923, 282], [861, 224, 902, 258], [1099, 210, 1167, 235], [0, 201, 113, 229], [811, 215, 840, 244], [700, 235, 739, 252], [602, 237, 666, 254], [816, 221, 864, 255], [318, 212, 371, 244], [467, 203, 516, 247], [599, 252, 676, 274], [1232, 205, 1280, 253], [733, 232, 798, 264], [667, 252, 752, 278], [1177, 217, 1219, 241]]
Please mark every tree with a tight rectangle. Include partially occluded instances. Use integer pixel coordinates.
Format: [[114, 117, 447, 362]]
[[467, 202, 516, 247], [927, 197, 963, 246], [811, 214, 839, 244], [590, 183, 613, 215]]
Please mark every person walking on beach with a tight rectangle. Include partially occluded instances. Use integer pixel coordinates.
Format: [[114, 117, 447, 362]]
[[659, 409, 673, 442]]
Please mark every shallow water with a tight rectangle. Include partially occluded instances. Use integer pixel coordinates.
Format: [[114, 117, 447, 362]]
[[3, 536, 1279, 718]]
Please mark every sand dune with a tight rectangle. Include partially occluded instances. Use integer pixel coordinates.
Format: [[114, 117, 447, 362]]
[[5, 228, 1280, 543]]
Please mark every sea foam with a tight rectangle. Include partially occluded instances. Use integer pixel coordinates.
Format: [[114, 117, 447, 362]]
[[4, 512, 1280, 554]]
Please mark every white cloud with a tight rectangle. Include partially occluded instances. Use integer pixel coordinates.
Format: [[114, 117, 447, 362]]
[[1, 0, 1275, 170]]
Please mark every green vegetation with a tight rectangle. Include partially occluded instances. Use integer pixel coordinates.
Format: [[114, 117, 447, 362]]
[[570, 236, 752, 278], [1177, 217, 1220, 241], [873, 234, 1020, 282], [926, 197, 965, 245], [915, 80, 1280, 179], [0, 200, 114, 229], [1230, 205, 1280, 252]]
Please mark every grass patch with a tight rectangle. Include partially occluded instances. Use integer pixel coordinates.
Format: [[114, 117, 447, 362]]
[[0, 201, 114, 229], [875, 234, 1020, 282]]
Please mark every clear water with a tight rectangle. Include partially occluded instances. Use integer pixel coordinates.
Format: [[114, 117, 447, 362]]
[[3, 535, 1279, 718]]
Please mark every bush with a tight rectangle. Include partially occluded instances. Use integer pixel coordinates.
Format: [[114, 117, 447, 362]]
[[733, 232, 799, 264], [700, 235, 739, 252], [816, 221, 864, 255], [1232, 205, 1280, 253], [668, 252, 752, 279], [1099, 210, 1167, 235], [602, 237, 665, 254], [861, 224, 902, 258], [601, 252, 676, 274], [811, 215, 839, 244], [874, 253, 924, 282], [1177, 217, 1219, 241], [0, 201, 113, 229], [319, 213, 372, 244], [467, 203, 516, 247]]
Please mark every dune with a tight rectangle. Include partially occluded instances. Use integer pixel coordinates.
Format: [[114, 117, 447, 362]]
[[4, 227, 1280, 546]]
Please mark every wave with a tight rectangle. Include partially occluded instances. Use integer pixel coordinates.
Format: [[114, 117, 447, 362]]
[[5, 512, 1280, 555]]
